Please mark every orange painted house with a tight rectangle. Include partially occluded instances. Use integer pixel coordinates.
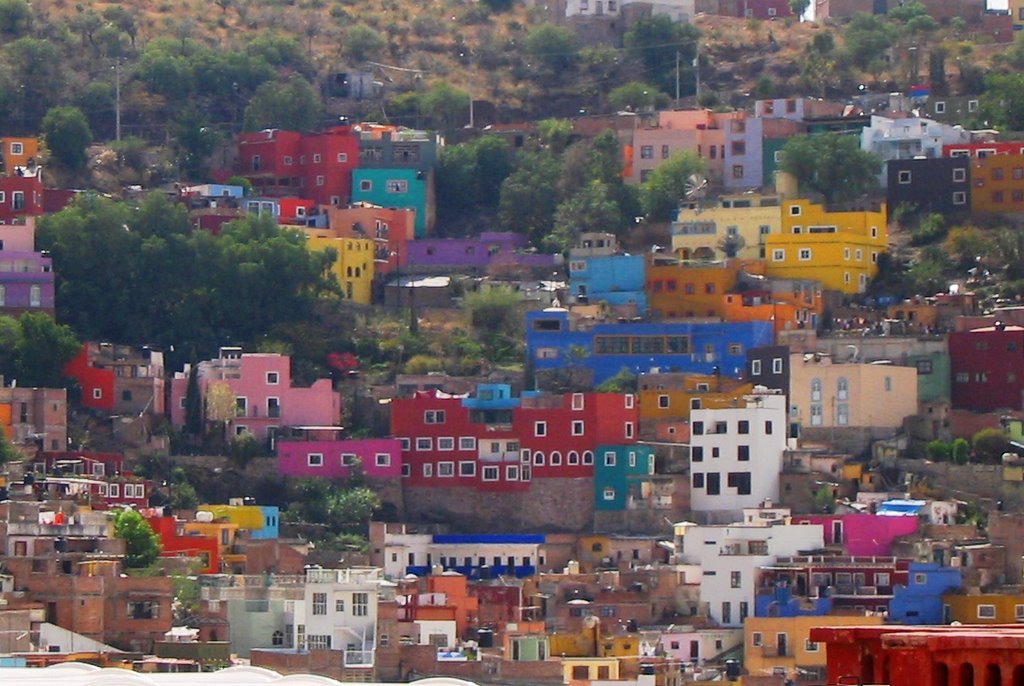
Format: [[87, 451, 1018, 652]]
[[970, 153, 1024, 214]]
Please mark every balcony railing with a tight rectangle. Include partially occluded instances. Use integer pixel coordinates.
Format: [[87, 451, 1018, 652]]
[[344, 650, 374, 667]]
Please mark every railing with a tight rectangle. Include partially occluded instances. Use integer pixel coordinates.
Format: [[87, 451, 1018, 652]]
[[344, 650, 374, 667]]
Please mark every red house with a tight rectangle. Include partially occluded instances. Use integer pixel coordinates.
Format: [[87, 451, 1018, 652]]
[[390, 385, 639, 493], [234, 126, 359, 207], [950, 323, 1024, 412], [146, 514, 220, 574], [0, 171, 44, 223], [944, 142, 1024, 158]]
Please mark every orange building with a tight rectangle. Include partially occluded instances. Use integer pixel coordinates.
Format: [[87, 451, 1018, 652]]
[[646, 258, 762, 319], [721, 280, 823, 335], [970, 153, 1024, 214], [638, 372, 754, 426], [0, 136, 39, 170], [398, 573, 480, 639]]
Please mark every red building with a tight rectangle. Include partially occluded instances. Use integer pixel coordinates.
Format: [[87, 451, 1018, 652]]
[[390, 385, 639, 493], [146, 515, 220, 574], [234, 126, 359, 207], [944, 142, 1024, 158], [950, 323, 1024, 412], [63, 342, 166, 416], [0, 171, 44, 223], [811, 624, 1024, 686]]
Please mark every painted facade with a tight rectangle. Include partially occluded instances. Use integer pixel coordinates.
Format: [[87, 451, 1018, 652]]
[[593, 444, 655, 511], [304, 230, 375, 304], [409, 232, 557, 274], [887, 156, 971, 216], [63, 343, 165, 416], [277, 437, 403, 480], [794, 513, 920, 556], [950, 324, 1024, 412], [351, 168, 432, 237], [744, 614, 883, 681], [889, 562, 963, 624], [671, 195, 781, 261]]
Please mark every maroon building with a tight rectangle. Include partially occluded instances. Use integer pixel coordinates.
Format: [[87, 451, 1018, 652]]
[[950, 323, 1024, 412]]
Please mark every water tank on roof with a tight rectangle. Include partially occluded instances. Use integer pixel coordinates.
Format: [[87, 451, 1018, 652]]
[[195, 511, 214, 523]]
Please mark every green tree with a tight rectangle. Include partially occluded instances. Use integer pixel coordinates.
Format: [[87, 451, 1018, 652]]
[[778, 134, 881, 203], [551, 180, 625, 252], [436, 135, 513, 216], [14, 313, 80, 388], [327, 487, 381, 534], [173, 108, 220, 180], [5, 37, 65, 127], [170, 482, 199, 510], [952, 438, 970, 465], [0, 0, 30, 35], [980, 73, 1024, 132], [843, 13, 894, 70], [243, 76, 322, 132], [789, 0, 810, 17], [113, 509, 162, 568], [344, 24, 385, 63], [973, 428, 1010, 464], [498, 150, 562, 247], [639, 151, 706, 221], [524, 23, 579, 78], [926, 440, 952, 461], [418, 81, 471, 132], [624, 16, 700, 94], [41, 106, 92, 169], [0, 426, 20, 465], [607, 81, 664, 112], [184, 365, 203, 436], [537, 118, 574, 153]]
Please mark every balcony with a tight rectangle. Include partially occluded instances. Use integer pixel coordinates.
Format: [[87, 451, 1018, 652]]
[[344, 650, 374, 667]]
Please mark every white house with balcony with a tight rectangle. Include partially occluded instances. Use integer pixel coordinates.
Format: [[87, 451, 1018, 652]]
[[293, 567, 393, 669], [860, 115, 972, 165], [674, 513, 824, 627], [689, 390, 787, 514]]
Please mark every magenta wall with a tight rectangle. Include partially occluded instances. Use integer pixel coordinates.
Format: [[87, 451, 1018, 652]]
[[797, 514, 919, 556], [277, 437, 403, 479]]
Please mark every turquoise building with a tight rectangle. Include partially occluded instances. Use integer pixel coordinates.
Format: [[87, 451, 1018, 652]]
[[594, 444, 655, 511], [351, 168, 432, 237]]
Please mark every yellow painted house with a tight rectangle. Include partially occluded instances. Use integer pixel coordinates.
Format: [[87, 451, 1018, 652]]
[[638, 374, 753, 424], [744, 614, 883, 681], [561, 656, 620, 683], [943, 592, 1024, 624], [199, 503, 264, 531], [765, 199, 887, 295], [304, 229, 375, 304], [671, 195, 782, 261]]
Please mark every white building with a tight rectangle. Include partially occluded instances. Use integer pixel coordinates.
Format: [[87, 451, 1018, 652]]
[[860, 115, 972, 163], [674, 514, 824, 627], [294, 567, 394, 669], [564, 0, 694, 22], [689, 391, 787, 514]]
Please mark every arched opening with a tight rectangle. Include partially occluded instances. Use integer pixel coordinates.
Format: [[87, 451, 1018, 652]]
[[985, 663, 1001, 686], [960, 662, 975, 686], [1013, 664, 1024, 686], [933, 662, 950, 686]]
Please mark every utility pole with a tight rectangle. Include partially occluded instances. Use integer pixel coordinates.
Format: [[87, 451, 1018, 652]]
[[694, 44, 701, 103], [114, 58, 122, 142], [675, 51, 681, 102]]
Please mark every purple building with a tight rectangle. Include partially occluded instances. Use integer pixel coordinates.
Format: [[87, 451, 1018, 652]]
[[277, 437, 403, 479], [0, 221, 54, 316], [405, 232, 558, 273]]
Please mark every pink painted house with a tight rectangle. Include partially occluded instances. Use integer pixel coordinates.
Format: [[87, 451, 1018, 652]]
[[169, 347, 341, 442], [795, 514, 919, 556], [277, 437, 402, 479]]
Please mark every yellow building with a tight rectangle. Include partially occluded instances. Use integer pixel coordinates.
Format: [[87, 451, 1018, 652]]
[[646, 258, 764, 319], [671, 195, 782, 261], [199, 504, 264, 531], [638, 373, 753, 424], [744, 614, 883, 681], [304, 230, 375, 304], [765, 199, 887, 294], [0, 136, 39, 170], [561, 656, 620, 682], [943, 592, 1024, 624]]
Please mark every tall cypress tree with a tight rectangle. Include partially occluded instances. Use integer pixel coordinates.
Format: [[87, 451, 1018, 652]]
[[184, 365, 202, 436]]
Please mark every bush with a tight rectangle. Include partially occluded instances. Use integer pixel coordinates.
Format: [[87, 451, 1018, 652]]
[[926, 440, 952, 461], [952, 438, 969, 465], [972, 427, 1010, 463]]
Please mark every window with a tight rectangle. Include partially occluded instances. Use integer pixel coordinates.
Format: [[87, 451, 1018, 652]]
[[968, 99, 979, 112], [798, 248, 812, 261], [535, 421, 547, 437], [401, 464, 411, 477], [953, 191, 967, 205], [313, 593, 328, 615], [307, 634, 331, 650], [572, 420, 585, 436], [266, 371, 279, 385], [661, 144, 670, 159], [738, 420, 750, 434], [772, 249, 785, 261], [604, 451, 617, 467], [338, 152, 348, 163], [811, 404, 823, 425], [706, 472, 720, 495], [438, 462, 454, 477], [416, 438, 432, 451], [876, 572, 891, 587], [459, 461, 476, 477], [789, 205, 802, 216], [352, 592, 369, 617], [658, 395, 670, 409], [399, 438, 411, 451], [335, 598, 345, 613], [885, 376, 892, 392], [437, 437, 454, 451], [507, 465, 520, 480], [422, 464, 433, 477], [252, 155, 262, 171], [772, 358, 783, 374], [837, 377, 849, 400], [307, 453, 324, 467], [359, 179, 372, 192], [731, 141, 746, 156], [341, 453, 357, 466], [737, 445, 750, 461], [550, 451, 562, 466], [583, 451, 594, 465], [625, 422, 634, 438], [315, 175, 325, 187], [953, 167, 966, 183], [732, 164, 744, 179], [751, 360, 761, 376], [568, 451, 579, 465], [482, 465, 499, 481], [692, 472, 704, 488], [978, 604, 996, 619], [375, 453, 390, 467], [728, 471, 751, 495], [692, 447, 704, 462], [127, 601, 159, 619], [752, 632, 763, 647], [424, 410, 446, 424], [805, 639, 819, 652], [640, 145, 653, 159], [92, 388, 103, 400], [731, 571, 741, 588], [572, 393, 585, 410], [10, 142, 22, 155], [1016, 604, 1024, 621], [811, 378, 822, 402], [765, 421, 773, 434], [386, 180, 408, 193], [955, 372, 969, 383], [283, 156, 293, 166]]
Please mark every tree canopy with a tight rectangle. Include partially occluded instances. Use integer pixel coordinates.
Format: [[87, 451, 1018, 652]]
[[639, 151, 707, 222], [113, 509, 162, 568], [778, 133, 881, 204], [42, 105, 93, 169]]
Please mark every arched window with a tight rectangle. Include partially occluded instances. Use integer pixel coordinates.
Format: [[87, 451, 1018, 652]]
[[582, 451, 594, 465], [550, 451, 562, 466], [837, 377, 849, 400], [568, 451, 580, 465], [811, 378, 822, 402], [533, 451, 545, 466]]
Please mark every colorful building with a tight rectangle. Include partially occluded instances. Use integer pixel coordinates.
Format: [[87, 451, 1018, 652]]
[[889, 562, 963, 625], [744, 614, 883, 682], [645, 258, 747, 319], [321, 204, 415, 277], [277, 437, 403, 480], [969, 152, 1024, 215], [526, 309, 773, 385], [304, 229, 375, 304], [0, 169, 45, 224], [765, 199, 887, 295], [638, 372, 753, 428], [408, 232, 558, 275], [0, 136, 38, 170], [593, 444, 655, 511], [0, 221, 53, 317], [168, 347, 341, 443], [794, 513, 919, 556], [147, 514, 221, 574], [949, 323, 1024, 412], [628, 110, 729, 185], [351, 168, 432, 237], [887, 156, 970, 217], [943, 591, 1024, 625], [670, 194, 782, 261], [63, 342, 165, 416]]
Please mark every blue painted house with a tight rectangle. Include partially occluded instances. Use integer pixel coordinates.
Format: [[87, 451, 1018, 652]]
[[526, 309, 774, 385], [754, 582, 833, 617], [889, 562, 962, 624], [569, 254, 647, 312], [594, 444, 655, 511], [351, 168, 431, 237]]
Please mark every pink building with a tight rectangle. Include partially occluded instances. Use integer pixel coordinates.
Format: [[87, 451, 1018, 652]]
[[169, 347, 341, 442], [277, 437, 403, 479], [796, 514, 919, 556]]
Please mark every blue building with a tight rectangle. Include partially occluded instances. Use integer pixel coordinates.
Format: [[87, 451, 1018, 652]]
[[405, 533, 545, 579], [526, 309, 774, 385], [594, 444, 655, 511], [254, 505, 281, 540], [754, 582, 833, 618], [889, 562, 962, 624], [351, 168, 431, 237], [569, 254, 647, 312]]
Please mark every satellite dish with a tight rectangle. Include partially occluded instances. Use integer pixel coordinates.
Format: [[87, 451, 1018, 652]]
[[684, 173, 708, 199]]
